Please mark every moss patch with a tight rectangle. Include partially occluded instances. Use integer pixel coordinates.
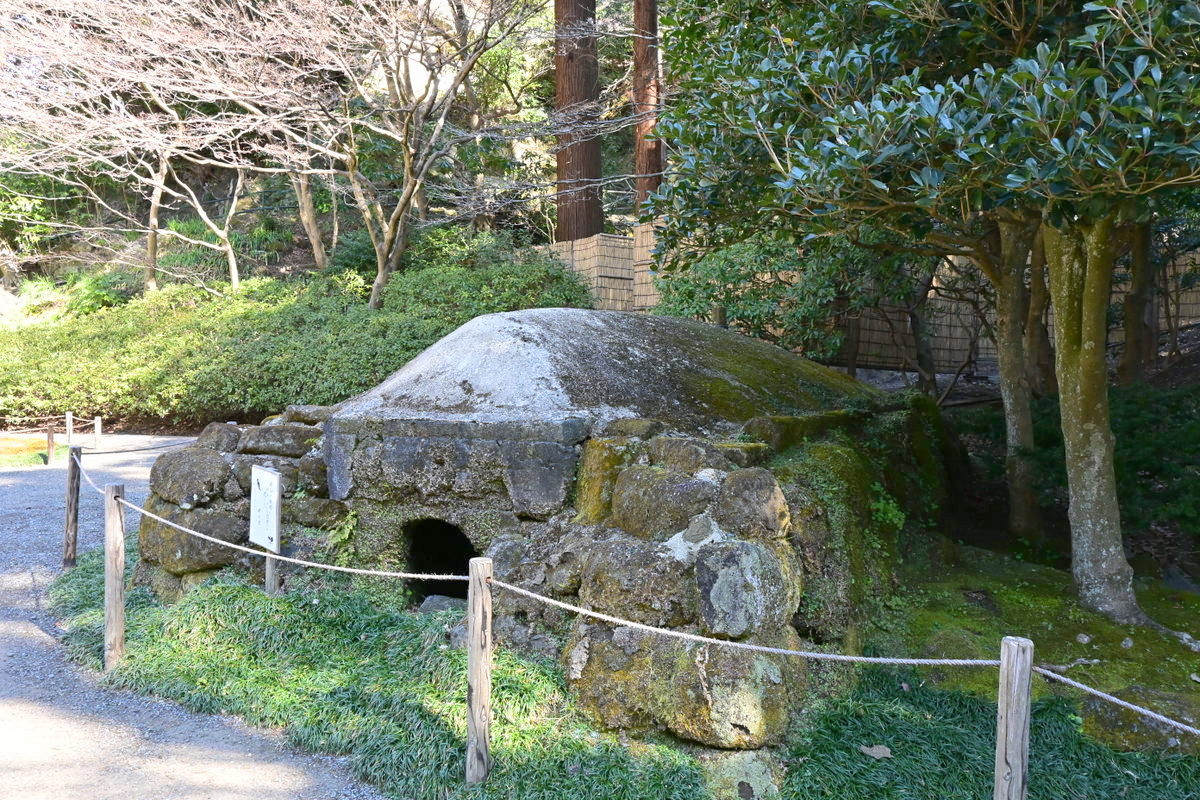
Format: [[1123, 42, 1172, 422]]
[[874, 546, 1200, 753], [574, 437, 643, 524]]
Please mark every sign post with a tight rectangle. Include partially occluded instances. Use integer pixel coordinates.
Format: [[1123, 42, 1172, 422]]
[[249, 465, 283, 596]]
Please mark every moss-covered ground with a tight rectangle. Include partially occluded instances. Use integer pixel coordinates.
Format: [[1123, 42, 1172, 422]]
[[873, 546, 1200, 753], [50, 539, 1200, 799]]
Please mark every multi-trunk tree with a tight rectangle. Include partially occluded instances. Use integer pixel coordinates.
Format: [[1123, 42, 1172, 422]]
[[657, 0, 1200, 628]]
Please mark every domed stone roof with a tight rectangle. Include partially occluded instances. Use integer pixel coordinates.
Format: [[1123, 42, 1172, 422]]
[[330, 308, 872, 434]]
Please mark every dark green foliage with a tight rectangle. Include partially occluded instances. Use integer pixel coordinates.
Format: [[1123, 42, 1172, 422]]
[[786, 669, 1200, 799], [0, 247, 591, 423], [63, 270, 142, 315], [655, 232, 937, 362], [949, 383, 1200, 540], [50, 545, 704, 800], [159, 217, 294, 278], [49, 543, 1198, 800]]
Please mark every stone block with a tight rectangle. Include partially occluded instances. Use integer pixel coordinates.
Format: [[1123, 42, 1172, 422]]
[[237, 424, 322, 458], [149, 447, 231, 509], [610, 466, 718, 540], [711, 468, 790, 539]]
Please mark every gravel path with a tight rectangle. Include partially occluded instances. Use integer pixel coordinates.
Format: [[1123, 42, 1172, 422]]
[[0, 434, 387, 800]]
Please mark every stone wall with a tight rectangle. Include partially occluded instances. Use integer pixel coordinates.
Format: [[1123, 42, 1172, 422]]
[[133, 405, 345, 602]]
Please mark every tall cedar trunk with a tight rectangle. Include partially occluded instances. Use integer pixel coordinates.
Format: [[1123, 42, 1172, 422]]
[[991, 219, 1042, 542], [1043, 217, 1145, 624], [631, 0, 662, 212], [554, 0, 603, 241], [144, 155, 167, 291], [1024, 226, 1057, 395], [1118, 221, 1157, 385], [290, 173, 328, 270]]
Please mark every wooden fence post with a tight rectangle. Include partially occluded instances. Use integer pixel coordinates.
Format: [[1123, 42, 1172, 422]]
[[104, 484, 126, 672], [63, 446, 82, 568], [993, 636, 1034, 800], [93, 416, 102, 449], [45, 422, 55, 464], [66, 411, 74, 445], [466, 557, 493, 784]]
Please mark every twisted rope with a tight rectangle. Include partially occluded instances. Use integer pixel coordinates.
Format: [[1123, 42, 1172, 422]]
[[70, 457, 1200, 738], [82, 441, 187, 455], [115, 496, 468, 582], [490, 579, 999, 666], [1032, 667, 1200, 738]]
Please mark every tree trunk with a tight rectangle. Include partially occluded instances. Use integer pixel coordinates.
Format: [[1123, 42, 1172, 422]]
[[1024, 226, 1056, 396], [554, 0, 603, 241], [1118, 220, 1157, 385], [990, 219, 1042, 543], [367, 224, 408, 310], [631, 0, 662, 213], [908, 272, 937, 396], [1043, 216, 1145, 624], [144, 155, 167, 291], [223, 240, 240, 290], [290, 172, 328, 271]]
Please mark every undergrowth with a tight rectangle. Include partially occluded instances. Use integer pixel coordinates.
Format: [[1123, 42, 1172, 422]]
[[50, 542, 702, 800], [49, 542, 1200, 800], [949, 383, 1200, 550], [0, 251, 591, 423]]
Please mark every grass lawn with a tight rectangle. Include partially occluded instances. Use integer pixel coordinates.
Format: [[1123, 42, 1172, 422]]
[[0, 434, 69, 467], [50, 541, 1200, 800]]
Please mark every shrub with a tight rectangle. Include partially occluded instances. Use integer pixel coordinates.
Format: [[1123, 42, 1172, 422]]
[[948, 383, 1200, 543], [0, 252, 590, 423]]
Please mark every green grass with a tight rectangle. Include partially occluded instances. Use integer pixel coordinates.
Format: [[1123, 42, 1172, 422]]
[[0, 439, 69, 467], [50, 542, 1200, 800], [785, 670, 1200, 799]]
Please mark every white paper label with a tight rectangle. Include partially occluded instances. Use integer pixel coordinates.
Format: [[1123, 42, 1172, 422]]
[[249, 465, 282, 554]]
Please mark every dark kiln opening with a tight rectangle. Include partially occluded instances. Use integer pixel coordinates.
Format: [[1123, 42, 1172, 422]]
[[404, 518, 477, 600]]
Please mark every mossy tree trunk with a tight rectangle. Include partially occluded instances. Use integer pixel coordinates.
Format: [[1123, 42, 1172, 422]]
[[1023, 226, 1056, 396], [1118, 221, 1157, 386], [1043, 215, 1145, 624], [989, 218, 1042, 542]]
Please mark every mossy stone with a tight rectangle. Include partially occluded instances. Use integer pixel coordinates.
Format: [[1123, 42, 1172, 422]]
[[195, 422, 241, 453], [131, 560, 183, 604], [578, 536, 698, 628], [603, 418, 666, 439], [574, 437, 643, 524], [711, 468, 790, 539], [714, 442, 771, 468], [149, 447, 231, 509], [180, 568, 222, 594], [696, 540, 791, 639], [138, 494, 248, 575], [700, 749, 783, 800], [648, 436, 734, 473], [282, 497, 348, 529], [742, 411, 862, 452], [237, 424, 322, 458], [567, 622, 804, 749], [610, 466, 718, 540]]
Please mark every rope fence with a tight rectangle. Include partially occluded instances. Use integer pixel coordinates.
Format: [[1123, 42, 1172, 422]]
[[1, 412, 103, 462], [62, 453, 1198, 798]]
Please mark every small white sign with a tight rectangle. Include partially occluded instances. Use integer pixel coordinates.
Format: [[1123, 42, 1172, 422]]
[[249, 465, 282, 554]]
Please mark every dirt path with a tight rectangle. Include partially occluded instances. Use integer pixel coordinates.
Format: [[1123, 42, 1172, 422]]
[[0, 435, 386, 800]]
